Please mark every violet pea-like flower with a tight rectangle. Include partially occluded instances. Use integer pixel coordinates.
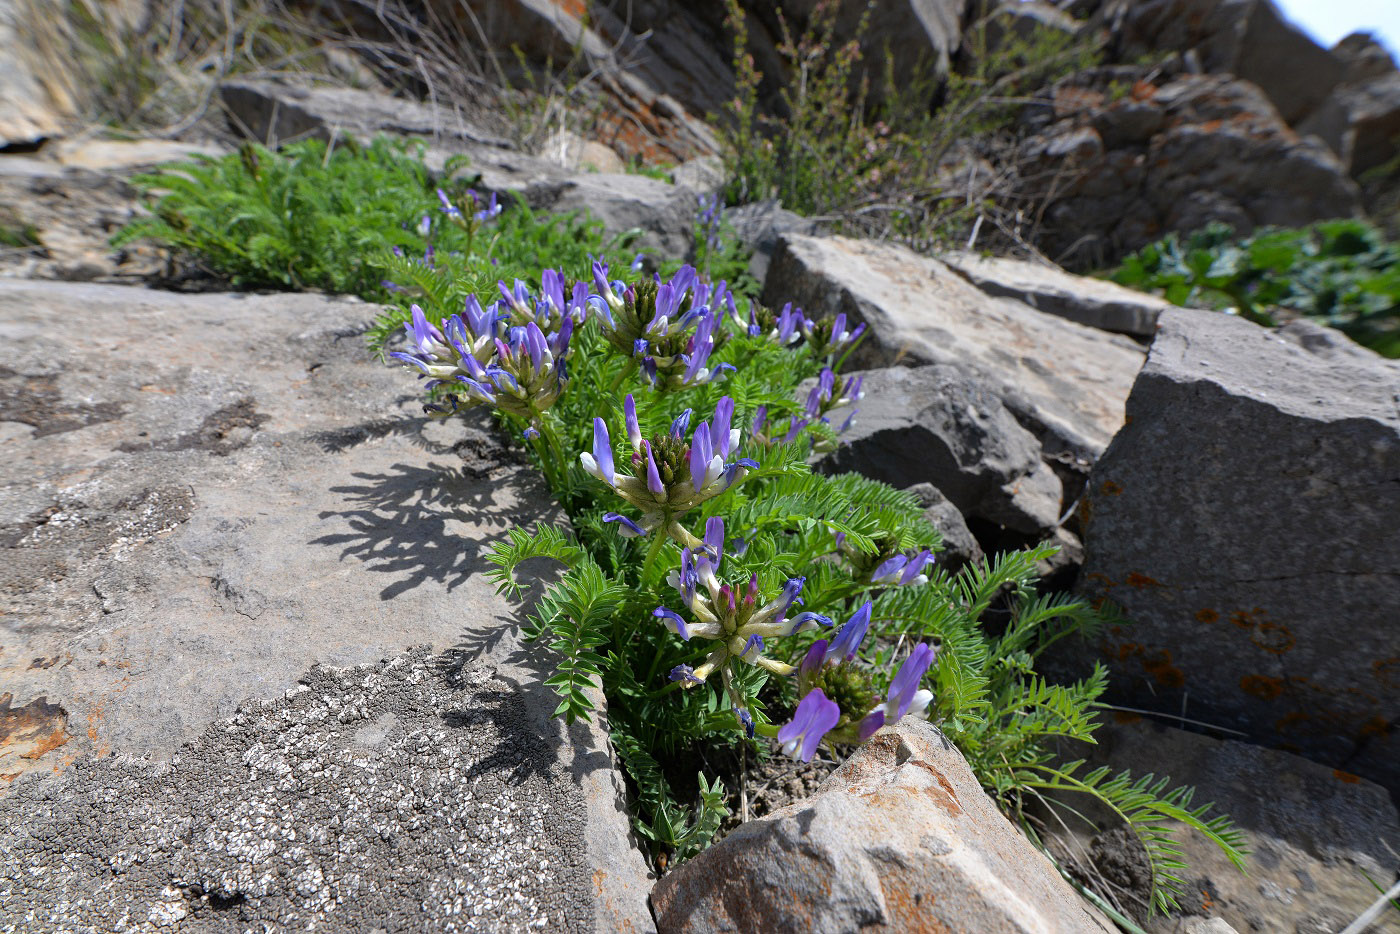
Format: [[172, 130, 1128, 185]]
[[777, 689, 842, 762], [858, 642, 937, 740]]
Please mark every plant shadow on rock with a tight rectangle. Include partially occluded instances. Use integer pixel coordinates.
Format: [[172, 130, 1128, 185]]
[[310, 461, 543, 602]]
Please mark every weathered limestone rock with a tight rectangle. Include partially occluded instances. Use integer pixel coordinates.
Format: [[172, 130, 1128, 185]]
[[818, 365, 1064, 537], [726, 199, 819, 283], [1046, 718, 1400, 934], [1015, 69, 1362, 268], [941, 250, 1167, 338], [1075, 307, 1400, 792], [1299, 72, 1400, 178], [0, 281, 652, 931], [652, 718, 1114, 933], [518, 171, 698, 259], [765, 233, 1147, 463]]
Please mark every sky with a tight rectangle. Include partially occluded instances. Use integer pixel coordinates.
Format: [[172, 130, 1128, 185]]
[[1273, 0, 1400, 55]]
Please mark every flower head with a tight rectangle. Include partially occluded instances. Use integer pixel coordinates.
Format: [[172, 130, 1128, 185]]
[[580, 395, 758, 545]]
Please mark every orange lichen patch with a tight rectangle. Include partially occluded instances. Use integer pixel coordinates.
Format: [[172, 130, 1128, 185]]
[[1112, 711, 1143, 724], [1142, 650, 1185, 688], [1250, 622, 1295, 655], [0, 693, 70, 777], [910, 761, 962, 817], [1109, 641, 1142, 661], [0, 772, 19, 782], [1332, 769, 1361, 784], [1078, 497, 1094, 525], [1274, 712, 1311, 733], [557, 0, 588, 17], [19, 729, 68, 759], [1099, 480, 1123, 496], [1125, 572, 1163, 589], [1239, 675, 1284, 701], [1229, 607, 1268, 630], [1372, 657, 1399, 690], [1195, 608, 1220, 624], [1084, 571, 1114, 589], [592, 869, 607, 895], [1130, 80, 1157, 101], [1358, 715, 1390, 739]]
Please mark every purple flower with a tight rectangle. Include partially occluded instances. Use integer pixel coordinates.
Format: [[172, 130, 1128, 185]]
[[580, 417, 615, 486], [884, 643, 936, 722], [712, 397, 735, 458], [602, 513, 645, 537], [654, 607, 691, 641], [689, 422, 713, 493], [624, 394, 642, 449], [643, 441, 665, 496], [800, 640, 829, 677], [734, 706, 755, 739], [669, 665, 702, 685], [671, 409, 692, 437], [777, 689, 841, 762], [703, 516, 725, 566], [828, 602, 872, 662], [858, 709, 885, 741]]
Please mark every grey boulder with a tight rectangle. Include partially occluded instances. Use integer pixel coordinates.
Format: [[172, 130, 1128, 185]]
[[817, 365, 1063, 537], [1075, 307, 1400, 792], [765, 233, 1147, 463], [1045, 718, 1400, 934], [651, 718, 1113, 933], [220, 80, 511, 149]]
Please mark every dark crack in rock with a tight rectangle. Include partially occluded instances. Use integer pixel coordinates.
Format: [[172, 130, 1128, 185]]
[[0, 648, 594, 932]]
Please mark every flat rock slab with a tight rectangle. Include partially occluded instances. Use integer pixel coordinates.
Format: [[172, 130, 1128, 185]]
[[0, 648, 611, 931], [1075, 307, 1400, 792], [940, 250, 1168, 338], [0, 281, 652, 931], [765, 234, 1147, 462]]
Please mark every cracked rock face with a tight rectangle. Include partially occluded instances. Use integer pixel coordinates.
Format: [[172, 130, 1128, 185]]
[[1074, 308, 1400, 791]]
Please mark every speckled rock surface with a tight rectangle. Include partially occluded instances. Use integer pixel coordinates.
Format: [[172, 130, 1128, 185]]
[[1074, 307, 1400, 793], [652, 719, 1114, 934], [0, 280, 653, 931], [0, 648, 617, 932]]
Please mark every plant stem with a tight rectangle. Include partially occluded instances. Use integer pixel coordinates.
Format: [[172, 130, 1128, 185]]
[[641, 528, 669, 585]]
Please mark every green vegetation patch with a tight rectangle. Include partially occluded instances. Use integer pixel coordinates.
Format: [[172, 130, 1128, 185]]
[[1110, 220, 1400, 357]]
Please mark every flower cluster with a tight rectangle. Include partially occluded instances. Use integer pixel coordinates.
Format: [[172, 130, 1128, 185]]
[[749, 366, 865, 450], [775, 603, 936, 761], [731, 300, 807, 346], [389, 268, 588, 436], [580, 394, 758, 545], [802, 311, 866, 360], [590, 263, 736, 390]]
